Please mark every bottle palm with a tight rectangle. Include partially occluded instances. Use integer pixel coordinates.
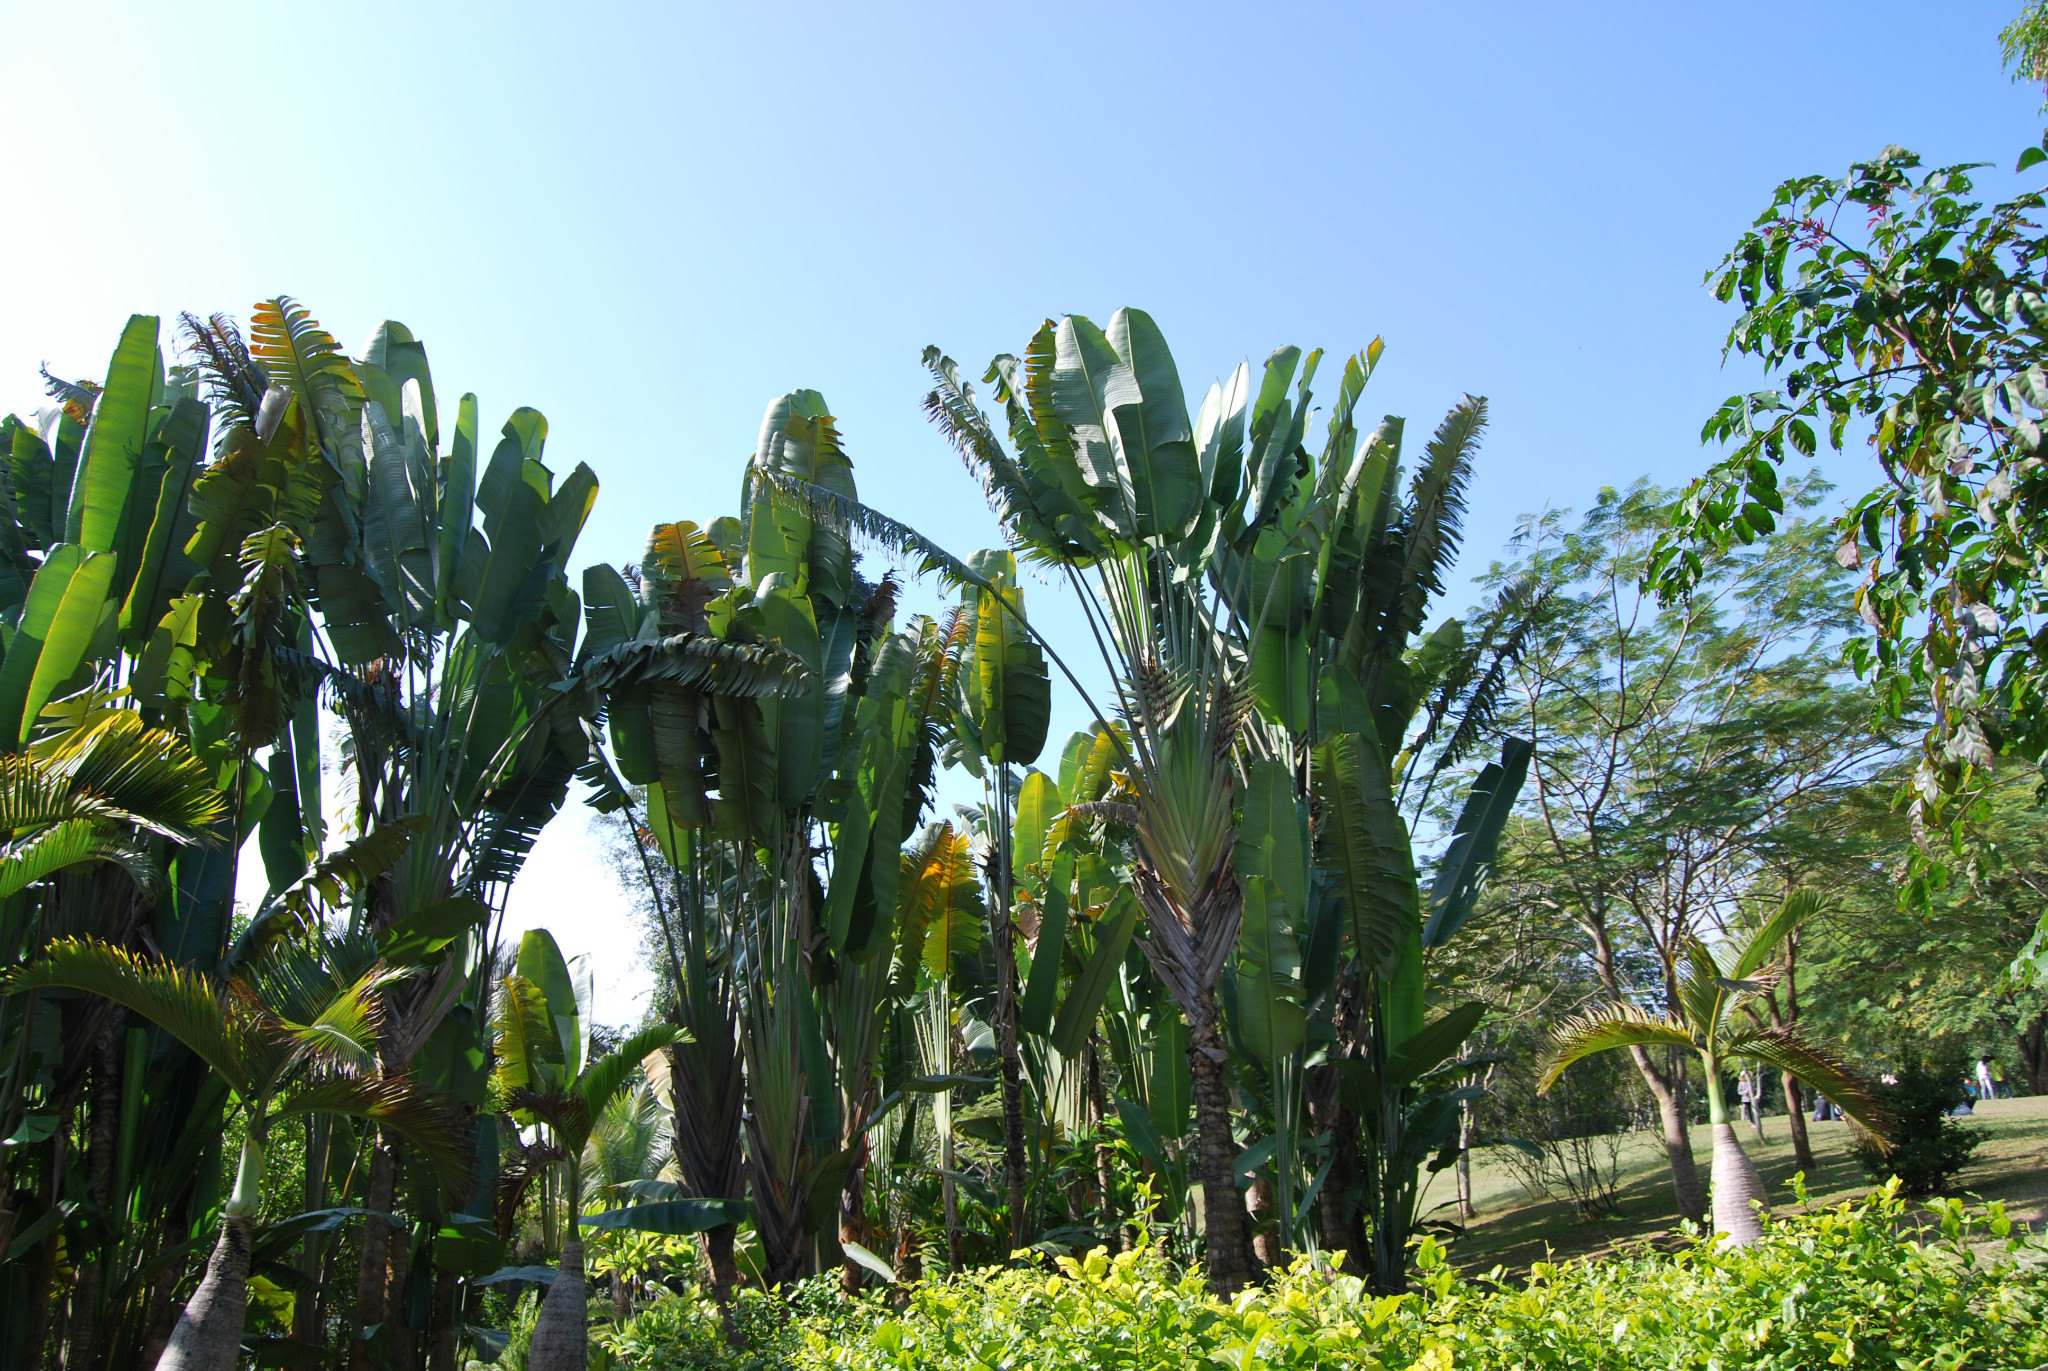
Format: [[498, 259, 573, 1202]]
[[1539, 889, 1888, 1245], [493, 929, 681, 1371], [3, 934, 467, 1371]]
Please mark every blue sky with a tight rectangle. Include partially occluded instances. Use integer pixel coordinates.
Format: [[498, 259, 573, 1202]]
[[3, 1, 2039, 1016]]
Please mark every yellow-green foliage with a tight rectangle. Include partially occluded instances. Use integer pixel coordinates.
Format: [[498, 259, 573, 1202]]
[[619, 1183, 2048, 1369]]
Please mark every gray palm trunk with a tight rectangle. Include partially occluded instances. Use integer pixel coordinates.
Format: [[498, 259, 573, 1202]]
[[1710, 1123, 1768, 1246], [527, 1236, 588, 1371], [157, 1216, 255, 1371]]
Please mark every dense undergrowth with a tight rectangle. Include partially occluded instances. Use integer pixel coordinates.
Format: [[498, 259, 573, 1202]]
[[588, 1185, 2048, 1370]]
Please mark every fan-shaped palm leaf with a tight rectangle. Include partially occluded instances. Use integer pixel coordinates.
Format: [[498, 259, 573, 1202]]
[[1539, 1004, 1698, 1093]]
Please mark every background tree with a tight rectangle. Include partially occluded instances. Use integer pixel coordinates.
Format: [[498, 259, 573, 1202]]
[[1495, 481, 1902, 1222], [1649, 62, 2048, 921]]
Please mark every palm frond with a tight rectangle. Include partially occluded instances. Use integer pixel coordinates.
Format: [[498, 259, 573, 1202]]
[[1721, 1024, 1893, 1142], [1412, 575, 1552, 778], [751, 470, 986, 593], [578, 633, 812, 700], [247, 297, 364, 467], [277, 1071, 472, 1194], [1394, 396, 1486, 640], [178, 311, 267, 433], [1676, 934, 1740, 1039], [494, 973, 562, 1098], [272, 963, 412, 1074], [1, 939, 259, 1095], [922, 348, 1099, 561], [35, 711, 230, 843], [1730, 888, 1824, 983], [583, 1081, 670, 1194], [1539, 1003, 1697, 1093], [574, 1025, 685, 1149], [0, 820, 154, 901], [39, 364, 100, 427], [243, 816, 430, 962], [494, 1139, 563, 1237], [466, 743, 575, 897]]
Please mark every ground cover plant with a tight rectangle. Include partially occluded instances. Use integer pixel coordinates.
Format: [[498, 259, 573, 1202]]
[[588, 1186, 2048, 1370]]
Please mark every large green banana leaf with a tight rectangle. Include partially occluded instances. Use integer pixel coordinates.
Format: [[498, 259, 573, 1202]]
[[65, 314, 161, 554]]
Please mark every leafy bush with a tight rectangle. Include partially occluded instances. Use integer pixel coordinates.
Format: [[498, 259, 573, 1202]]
[[1854, 1049, 1986, 1196], [1481, 1050, 1640, 1219], [616, 1185, 2048, 1369]]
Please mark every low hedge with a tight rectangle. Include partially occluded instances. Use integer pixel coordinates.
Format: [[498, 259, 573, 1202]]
[[603, 1181, 2048, 1369]]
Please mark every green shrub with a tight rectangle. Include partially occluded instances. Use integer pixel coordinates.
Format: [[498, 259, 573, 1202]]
[[1854, 1050, 1986, 1196], [611, 1183, 2048, 1369]]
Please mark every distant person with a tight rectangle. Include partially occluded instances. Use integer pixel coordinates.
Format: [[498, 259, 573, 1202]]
[[1812, 1092, 1840, 1123], [1978, 1056, 1999, 1102], [1994, 1061, 2012, 1098], [1738, 1068, 1765, 1138]]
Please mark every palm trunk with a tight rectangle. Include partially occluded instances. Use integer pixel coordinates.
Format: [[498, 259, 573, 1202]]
[[529, 1154, 587, 1371], [702, 1225, 742, 1347], [1703, 1060, 1765, 1246], [1085, 1040, 1118, 1251], [989, 779, 1030, 1255], [838, 1136, 870, 1295], [67, 1018, 122, 1370], [156, 1217, 255, 1371], [351, 1141, 398, 1371], [1709, 1125, 1766, 1246], [527, 1237, 586, 1371], [1456, 1097, 1475, 1221], [1188, 1004, 1255, 1295], [428, 1268, 460, 1371]]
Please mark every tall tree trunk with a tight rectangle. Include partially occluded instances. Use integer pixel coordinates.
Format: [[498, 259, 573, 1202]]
[[1188, 1005, 1255, 1295], [157, 1217, 255, 1371], [1771, 941, 1814, 1171], [351, 1141, 398, 1371], [1085, 1040, 1118, 1251], [701, 1225, 742, 1347], [24, 1099, 73, 1370], [384, 1187, 414, 1371], [1588, 922, 1705, 1222], [991, 882, 1030, 1254], [1627, 1044, 1706, 1222], [428, 1268, 460, 1371], [66, 1018, 122, 1371], [2018, 1011, 2048, 1095], [1456, 1096, 1475, 1222], [838, 1134, 870, 1296], [1780, 1072, 1814, 1171], [1308, 981, 1370, 1279]]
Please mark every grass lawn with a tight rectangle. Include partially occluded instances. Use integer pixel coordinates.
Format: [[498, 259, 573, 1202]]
[[1437, 1093, 2048, 1274]]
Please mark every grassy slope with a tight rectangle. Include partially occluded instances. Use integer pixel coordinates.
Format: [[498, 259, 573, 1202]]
[[1439, 1094, 2048, 1273]]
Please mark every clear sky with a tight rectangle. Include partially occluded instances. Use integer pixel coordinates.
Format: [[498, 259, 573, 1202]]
[[3, 1, 2039, 1021]]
